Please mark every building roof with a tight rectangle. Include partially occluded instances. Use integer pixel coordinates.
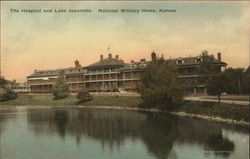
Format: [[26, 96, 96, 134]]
[[167, 55, 227, 67], [120, 55, 227, 71], [27, 67, 86, 78], [120, 61, 150, 72], [27, 53, 227, 78], [11, 82, 30, 87], [84, 57, 125, 69]]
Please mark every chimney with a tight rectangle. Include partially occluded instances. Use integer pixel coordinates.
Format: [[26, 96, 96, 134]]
[[151, 51, 156, 62], [75, 60, 81, 68], [115, 55, 119, 60], [217, 52, 221, 62], [108, 53, 112, 58], [100, 54, 103, 61], [131, 60, 134, 63], [140, 59, 146, 62]]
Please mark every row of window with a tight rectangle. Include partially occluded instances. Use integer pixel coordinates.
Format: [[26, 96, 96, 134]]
[[130, 63, 147, 69], [176, 58, 202, 64], [12, 87, 30, 89]]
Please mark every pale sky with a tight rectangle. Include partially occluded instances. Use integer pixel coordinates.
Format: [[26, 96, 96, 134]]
[[1, 1, 250, 82]]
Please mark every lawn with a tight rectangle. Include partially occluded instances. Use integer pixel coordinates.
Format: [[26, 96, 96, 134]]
[[177, 101, 250, 122], [0, 94, 142, 107]]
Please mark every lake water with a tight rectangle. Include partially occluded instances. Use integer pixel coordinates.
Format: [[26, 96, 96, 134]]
[[0, 107, 249, 159]]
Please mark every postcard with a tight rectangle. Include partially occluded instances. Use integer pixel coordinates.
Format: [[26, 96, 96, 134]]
[[0, 1, 249, 159]]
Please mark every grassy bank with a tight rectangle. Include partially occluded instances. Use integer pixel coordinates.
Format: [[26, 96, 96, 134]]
[[0, 94, 249, 123], [0, 94, 142, 107], [176, 101, 249, 122]]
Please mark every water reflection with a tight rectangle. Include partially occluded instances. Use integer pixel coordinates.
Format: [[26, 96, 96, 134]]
[[0, 107, 18, 135], [139, 114, 178, 159], [176, 117, 236, 158], [25, 108, 240, 159]]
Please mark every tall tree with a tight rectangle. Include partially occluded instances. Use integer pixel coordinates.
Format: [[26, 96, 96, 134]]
[[199, 50, 225, 102], [53, 71, 69, 99], [199, 50, 218, 75], [139, 58, 185, 110]]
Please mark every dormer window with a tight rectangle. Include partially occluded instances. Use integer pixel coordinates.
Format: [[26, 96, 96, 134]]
[[140, 64, 146, 68], [176, 59, 184, 64], [130, 64, 136, 69], [196, 58, 202, 63]]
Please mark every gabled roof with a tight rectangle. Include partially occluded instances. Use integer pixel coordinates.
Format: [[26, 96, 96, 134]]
[[166, 55, 227, 67], [84, 57, 125, 68]]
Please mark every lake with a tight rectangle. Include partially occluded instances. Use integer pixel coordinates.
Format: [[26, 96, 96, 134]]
[[0, 106, 249, 159]]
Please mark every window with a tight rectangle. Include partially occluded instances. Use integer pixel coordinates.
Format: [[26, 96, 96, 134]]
[[130, 64, 136, 69], [140, 64, 146, 68], [176, 59, 183, 64], [196, 58, 202, 63]]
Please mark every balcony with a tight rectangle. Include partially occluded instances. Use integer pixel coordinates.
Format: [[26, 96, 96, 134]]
[[84, 77, 119, 82], [84, 71, 119, 75], [30, 89, 53, 93], [28, 79, 55, 85], [67, 79, 85, 84]]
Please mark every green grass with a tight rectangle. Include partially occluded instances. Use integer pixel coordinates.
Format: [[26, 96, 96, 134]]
[[81, 95, 142, 107], [0, 94, 142, 107], [176, 101, 250, 122]]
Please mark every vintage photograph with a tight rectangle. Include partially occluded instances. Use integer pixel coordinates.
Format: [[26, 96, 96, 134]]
[[0, 1, 249, 159]]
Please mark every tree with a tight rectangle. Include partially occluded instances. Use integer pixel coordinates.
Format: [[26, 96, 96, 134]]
[[243, 66, 250, 95], [199, 50, 218, 75], [139, 58, 185, 110], [0, 77, 7, 86], [222, 68, 245, 94], [0, 76, 17, 101], [206, 73, 226, 103], [53, 71, 69, 99], [199, 50, 225, 103]]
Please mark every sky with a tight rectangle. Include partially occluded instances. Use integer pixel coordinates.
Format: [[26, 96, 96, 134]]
[[1, 1, 250, 82]]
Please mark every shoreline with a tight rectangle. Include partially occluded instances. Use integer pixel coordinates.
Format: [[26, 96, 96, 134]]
[[1, 104, 249, 127]]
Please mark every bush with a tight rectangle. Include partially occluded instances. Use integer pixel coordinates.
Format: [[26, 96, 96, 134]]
[[76, 91, 93, 103], [0, 88, 17, 101], [0, 77, 17, 101]]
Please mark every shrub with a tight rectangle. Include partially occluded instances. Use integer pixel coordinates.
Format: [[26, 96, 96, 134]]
[[76, 91, 93, 103], [0, 88, 17, 101]]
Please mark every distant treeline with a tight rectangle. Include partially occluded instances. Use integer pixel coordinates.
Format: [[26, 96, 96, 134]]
[[210, 67, 250, 95]]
